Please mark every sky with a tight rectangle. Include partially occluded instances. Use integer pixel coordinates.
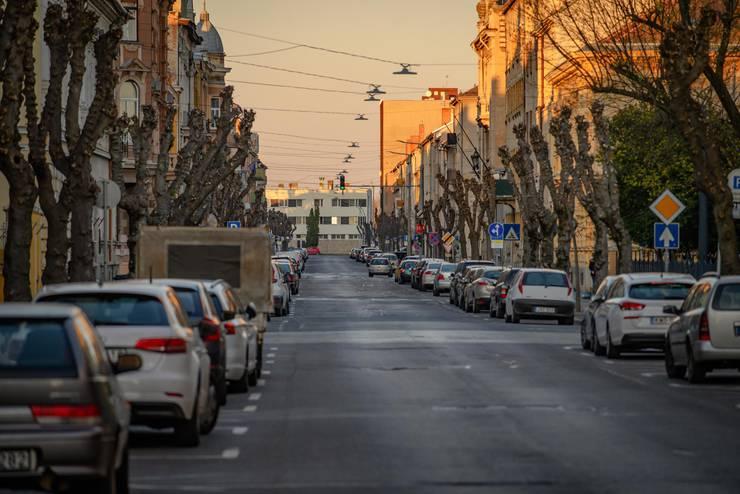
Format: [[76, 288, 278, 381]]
[[204, 0, 481, 188]]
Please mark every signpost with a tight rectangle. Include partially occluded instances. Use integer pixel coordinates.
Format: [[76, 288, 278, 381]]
[[489, 222, 504, 249], [226, 221, 242, 229], [503, 224, 521, 241], [650, 189, 685, 272], [428, 232, 440, 246], [729, 168, 740, 220]]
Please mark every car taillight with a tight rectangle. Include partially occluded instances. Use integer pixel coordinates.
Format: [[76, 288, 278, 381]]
[[566, 277, 573, 296], [619, 301, 645, 311], [135, 338, 187, 353], [31, 404, 101, 424], [224, 321, 237, 335], [201, 317, 222, 342], [437, 274, 444, 280], [518, 279, 524, 294], [477, 280, 489, 286], [400, 269, 405, 273], [425, 271, 433, 275], [699, 312, 710, 341]]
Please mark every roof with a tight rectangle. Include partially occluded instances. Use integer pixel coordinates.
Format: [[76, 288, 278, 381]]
[[460, 86, 479, 97], [196, 3, 224, 55], [0, 303, 82, 319], [36, 282, 174, 298]]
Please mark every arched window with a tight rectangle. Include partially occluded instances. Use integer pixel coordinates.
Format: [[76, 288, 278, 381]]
[[119, 81, 139, 117]]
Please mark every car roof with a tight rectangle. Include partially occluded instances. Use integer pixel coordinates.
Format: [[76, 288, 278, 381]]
[[38, 282, 173, 298], [517, 268, 568, 274], [143, 279, 210, 291], [0, 302, 83, 319], [620, 272, 695, 283]]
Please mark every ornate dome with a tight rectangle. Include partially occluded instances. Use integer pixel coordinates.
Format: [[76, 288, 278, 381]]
[[196, 0, 224, 55]]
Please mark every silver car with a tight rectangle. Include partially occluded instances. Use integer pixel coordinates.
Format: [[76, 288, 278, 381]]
[[368, 257, 393, 277], [664, 275, 740, 383], [0, 304, 139, 493], [432, 262, 456, 296], [463, 267, 504, 313]]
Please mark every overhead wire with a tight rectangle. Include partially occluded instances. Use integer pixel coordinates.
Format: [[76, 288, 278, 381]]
[[231, 80, 366, 95]]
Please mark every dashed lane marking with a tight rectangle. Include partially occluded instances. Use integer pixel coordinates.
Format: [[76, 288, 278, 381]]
[[266, 360, 275, 364], [232, 427, 248, 435], [248, 393, 262, 401], [270, 347, 278, 351], [267, 353, 276, 358], [262, 370, 272, 375], [257, 379, 266, 386], [221, 448, 240, 459], [243, 405, 258, 412]]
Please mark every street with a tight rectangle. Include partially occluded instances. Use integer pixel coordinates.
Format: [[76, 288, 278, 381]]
[[127, 255, 740, 494]]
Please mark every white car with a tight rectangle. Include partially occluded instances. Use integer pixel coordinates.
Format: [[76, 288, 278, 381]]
[[592, 273, 695, 358], [368, 257, 393, 277], [35, 283, 216, 447], [206, 279, 259, 392], [271, 261, 291, 316], [505, 268, 575, 325]]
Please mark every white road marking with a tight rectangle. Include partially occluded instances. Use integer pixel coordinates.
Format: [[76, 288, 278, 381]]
[[232, 427, 248, 435], [248, 392, 262, 401], [267, 353, 276, 358], [262, 370, 272, 375], [243, 405, 258, 412], [640, 372, 661, 377], [604, 360, 615, 365], [221, 448, 240, 459], [270, 347, 278, 351], [563, 346, 574, 350], [257, 379, 266, 386], [266, 360, 275, 364], [580, 352, 593, 357]]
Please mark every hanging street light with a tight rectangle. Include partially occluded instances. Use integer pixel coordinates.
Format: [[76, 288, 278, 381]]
[[344, 154, 355, 161], [471, 150, 481, 173], [355, 114, 368, 121], [393, 63, 417, 75], [348, 142, 360, 148], [367, 84, 386, 95], [364, 93, 379, 102]]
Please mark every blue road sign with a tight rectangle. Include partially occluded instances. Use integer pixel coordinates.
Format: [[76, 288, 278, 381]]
[[732, 175, 740, 190], [226, 221, 242, 229], [654, 223, 679, 250], [488, 223, 504, 240], [503, 224, 521, 241]]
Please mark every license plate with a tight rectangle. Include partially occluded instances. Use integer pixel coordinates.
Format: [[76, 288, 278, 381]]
[[0, 449, 36, 472], [534, 307, 556, 314], [651, 317, 671, 325]]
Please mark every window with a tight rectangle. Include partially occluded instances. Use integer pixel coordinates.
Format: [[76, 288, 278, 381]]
[[523, 271, 568, 287], [0, 319, 77, 378], [608, 280, 625, 299], [713, 283, 740, 310], [340, 217, 350, 225], [628, 283, 692, 300], [122, 7, 138, 42], [288, 217, 297, 225], [320, 216, 332, 225], [39, 294, 169, 327], [210, 98, 221, 128], [331, 217, 339, 225], [340, 199, 351, 207], [314, 199, 323, 208], [295, 234, 303, 239], [331, 234, 346, 240], [119, 81, 139, 117], [358, 199, 367, 207], [319, 234, 329, 239], [270, 199, 281, 208], [287, 199, 303, 207]]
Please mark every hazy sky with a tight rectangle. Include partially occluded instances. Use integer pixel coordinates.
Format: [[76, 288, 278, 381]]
[[205, 0, 480, 187]]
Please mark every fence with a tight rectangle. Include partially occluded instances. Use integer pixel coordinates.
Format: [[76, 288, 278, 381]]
[[631, 249, 716, 279]]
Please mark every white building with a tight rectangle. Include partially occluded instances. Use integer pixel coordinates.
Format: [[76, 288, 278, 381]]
[[266, 186, 373, 253]]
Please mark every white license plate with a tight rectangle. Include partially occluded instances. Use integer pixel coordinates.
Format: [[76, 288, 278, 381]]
[[651, 317, 672, 325], [0, 449, 36, 472], [534, 307, 556, 314]]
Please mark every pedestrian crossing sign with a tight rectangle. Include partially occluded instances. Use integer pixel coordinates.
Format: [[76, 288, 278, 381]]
[[503, 224, 521, 241]]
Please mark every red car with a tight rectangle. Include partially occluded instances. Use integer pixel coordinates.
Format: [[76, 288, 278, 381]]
[[307, 246, 321, 255]]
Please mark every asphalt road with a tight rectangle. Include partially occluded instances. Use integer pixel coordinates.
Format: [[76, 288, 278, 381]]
[[6, 255, 740, 493]]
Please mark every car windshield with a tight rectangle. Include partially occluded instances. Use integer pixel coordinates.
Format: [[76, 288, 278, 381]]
[[172, 287, 204, 324], [483, 270, 503, 280], [276, 263, 292, 274], [427, 263, 441, 271], [372, 258, 389, 265], [712, 284, 740, 310], [629, 282, 692, 300], [524, 272, 568, 287], [39, 294, 170, 326], [0, 319, 77, 378], [402, 262, 417, 269]]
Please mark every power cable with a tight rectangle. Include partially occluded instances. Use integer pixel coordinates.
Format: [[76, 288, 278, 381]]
[[257, 130, 360, 143], [229, 46, 302, 57], [247, 106, 360, 116], [231, 80, 366, 95]]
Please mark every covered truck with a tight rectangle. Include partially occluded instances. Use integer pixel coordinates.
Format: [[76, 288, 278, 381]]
[[136, 226, 272, 365]]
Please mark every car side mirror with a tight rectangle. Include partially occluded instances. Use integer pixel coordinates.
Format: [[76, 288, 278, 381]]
[[245, 303, 257, 320], [112, 354, 142, 374], [222, 310, 236, 321], [663, 305, 680, 315]]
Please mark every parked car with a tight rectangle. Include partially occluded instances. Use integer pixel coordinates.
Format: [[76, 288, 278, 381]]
[[380, 253, 399, 270], [206, 280, 259, 392], [365, 249, 383, 266], [463, 267, 504, 313], [394, 251, 407, 262], [35, 283, 216, 447], [0, 304, 138, 493], [449, 260, 497, 307], [271, 261, 291, 316], [592, 273, 695, 358], [505, 269, 576, 325], [455, 264, 493, 308], [396, 259, 418, 284], [489, 268, 521, 319], [307, 246, 321, 255], [418, 261, 443, 291], [275, 260, 300, 295], [432, 262, 456, 296], [663, 275, 740, 383], [149, 279, 228, 407], [579, 276, 618, 350], [369, 257, 393, 277], [350, 248, 359, 259]]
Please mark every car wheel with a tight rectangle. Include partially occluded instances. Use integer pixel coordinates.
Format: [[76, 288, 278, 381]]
[[116, 446, 130, 494], [495, 302, 504, 319], [472, 301, 480, 313], [199, 381, 220, 435], [686, 342, 706, 383], [580, 320, 591, 350], [489, 304, 496, 318], [388, 273, 393, 277], [559, 317, 575, 326], [505, 307, 512, 323], [511, 311, 520, 324], [248, 365, 259, 387], [78, 443, 128, 494], [174, 389, 201, 447], [593, 326, 606, 356], [216, 372, 228, 405], [420, 284, 426, 292], [664, 340, 686, 379], [605, 328, 621, 358], [433, 288, 439, 297], [369, 273, 373, 277], [449, 292, 455, 304]]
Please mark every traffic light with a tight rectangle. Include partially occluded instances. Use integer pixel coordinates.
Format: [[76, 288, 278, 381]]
[[339, 175, 346, 190]]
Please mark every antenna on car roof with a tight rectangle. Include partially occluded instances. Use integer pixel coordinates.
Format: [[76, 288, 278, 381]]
[[149, 266, 153, 284]]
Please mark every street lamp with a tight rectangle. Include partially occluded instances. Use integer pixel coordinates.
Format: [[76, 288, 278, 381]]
[[471, 150, 481, 173], [394, 63, 417, 75], [364, 93, 379, 102]]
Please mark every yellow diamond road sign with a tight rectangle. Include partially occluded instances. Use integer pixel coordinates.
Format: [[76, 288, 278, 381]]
[[650, 189, 685, 224]]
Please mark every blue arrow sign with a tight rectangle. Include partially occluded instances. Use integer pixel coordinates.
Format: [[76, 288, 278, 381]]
[[503, 224, 521, 241], [654, 223, 679, 250], [489, 222, 504, 240], [226, 221, 242, 229]]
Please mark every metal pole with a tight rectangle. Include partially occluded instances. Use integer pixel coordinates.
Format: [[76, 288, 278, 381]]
[[406, 156, 413, 257], [698, 191, 709, 265], [664, 248, 669, 273], [102, 181, 108, 281]]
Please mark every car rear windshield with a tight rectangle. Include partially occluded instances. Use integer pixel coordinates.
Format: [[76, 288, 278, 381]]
[[402, 261, 417, 268], [713, 284, 740, 310], [524, 272, 568, 287], [629, 283, 692, 300], [441, 264, 455, 272], [276, 263, 292, 274], [0, 319, 77, 378], [39, 294, 169, 326], [483, 270, 503, 280], [372, 258, 389, 265], [426, 263, 441, 271], [172, 288, 204, 324]]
